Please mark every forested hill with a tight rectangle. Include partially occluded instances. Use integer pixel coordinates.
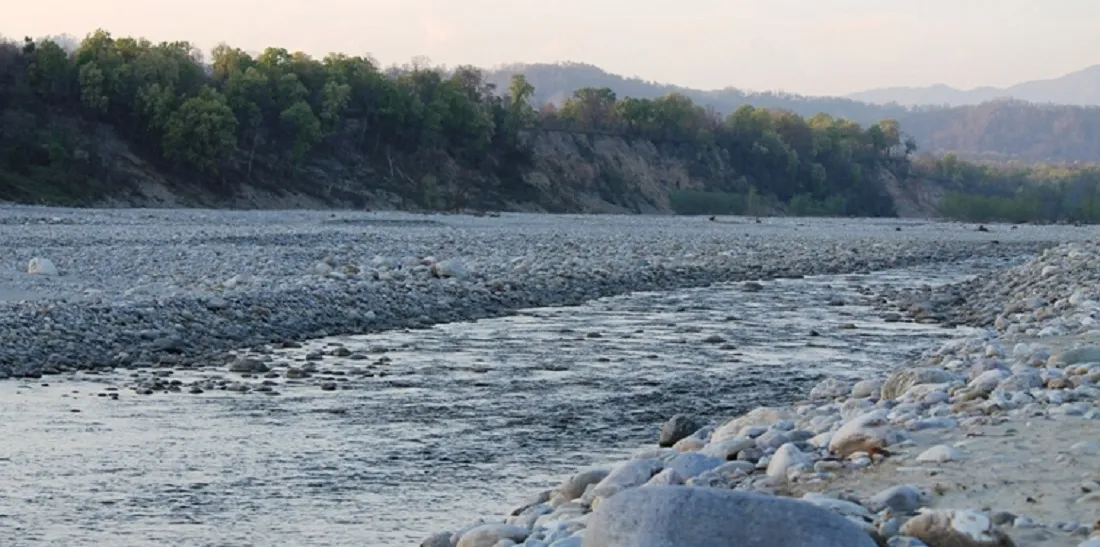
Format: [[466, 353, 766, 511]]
[[1, 30, 918, 215], [485, 63, 1100, 164]]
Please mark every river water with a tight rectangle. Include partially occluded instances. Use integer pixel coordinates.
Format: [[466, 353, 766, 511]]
[[0, 258, 1007, 546]]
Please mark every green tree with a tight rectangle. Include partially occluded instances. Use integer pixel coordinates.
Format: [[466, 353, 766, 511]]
[[279, 100, 321, 162], [26, 39, 71, 104], [162, 87, 237, 173]]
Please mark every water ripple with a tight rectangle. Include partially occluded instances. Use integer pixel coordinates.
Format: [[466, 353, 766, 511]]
[[0, 259, 1001, 546]]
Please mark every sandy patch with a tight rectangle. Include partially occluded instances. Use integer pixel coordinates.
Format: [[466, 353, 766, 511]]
[[794, 415, 1100, 546]]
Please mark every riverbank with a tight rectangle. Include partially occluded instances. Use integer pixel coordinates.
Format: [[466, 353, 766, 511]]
[[0, 208, 1071, 379], [427, 241, 1100, 547]]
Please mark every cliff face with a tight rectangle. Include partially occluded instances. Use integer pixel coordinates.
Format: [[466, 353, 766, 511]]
[[82, 129, 725, 213], [875, 168, 951, 219], [521, 131, 714, 213], [15, 126, 931, 216]]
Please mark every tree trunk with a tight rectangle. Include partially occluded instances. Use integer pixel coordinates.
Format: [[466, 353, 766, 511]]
[[246, 131, 259, 179]]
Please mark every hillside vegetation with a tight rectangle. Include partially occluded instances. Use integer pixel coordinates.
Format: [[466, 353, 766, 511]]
[[1, 30, 917, 216], [913, 154, 1100, 224], [485, 63, 1100, 164]]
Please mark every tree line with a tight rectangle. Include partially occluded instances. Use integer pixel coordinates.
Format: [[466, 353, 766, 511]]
[[543, 87, 917, 216], [486, 63, 1100, 164], [912, 154, 1100, 223], [0, 29, 929, 214]]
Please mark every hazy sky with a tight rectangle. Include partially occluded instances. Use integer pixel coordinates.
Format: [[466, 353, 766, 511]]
[[4, 0, 1100, 96]]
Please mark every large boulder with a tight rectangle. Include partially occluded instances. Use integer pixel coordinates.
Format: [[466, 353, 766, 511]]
[[583, 485, 878, 547]]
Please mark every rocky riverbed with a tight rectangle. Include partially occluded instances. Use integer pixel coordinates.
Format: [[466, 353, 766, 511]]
[[432, 241, 1100, 547], [0, 206, 1077, 378]]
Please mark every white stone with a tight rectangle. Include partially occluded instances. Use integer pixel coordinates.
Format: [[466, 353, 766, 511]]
[[766, 443, 812, 479], [915, 444, 966, 463], [431, 258, 469, 278], [27, 257, 58, 275]]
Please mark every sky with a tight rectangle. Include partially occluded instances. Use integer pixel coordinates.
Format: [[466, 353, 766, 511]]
[[4, 0, 1100, 96]]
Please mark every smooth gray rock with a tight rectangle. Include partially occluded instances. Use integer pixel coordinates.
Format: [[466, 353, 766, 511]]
[[851, 379, 884, 398], [552, 468, 609, 504], [420, 531, 453, 547], [589, 459, 664, 500], [583, 485, 878, 547], [1052, 346, 1100, 366], [867, 484, 927, 514], [664, 452, 723, 480], [456, 524, 529, 547], [700, 436, 756, 460]]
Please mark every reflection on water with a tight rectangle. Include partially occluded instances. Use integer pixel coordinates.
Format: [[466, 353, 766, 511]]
[[0, 260, 999, 546]]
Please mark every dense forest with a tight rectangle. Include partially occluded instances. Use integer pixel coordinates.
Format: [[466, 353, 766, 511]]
[[485, 63, 1100, 164], [913, 154, 1100, 223], [0, 30, 912, 215]]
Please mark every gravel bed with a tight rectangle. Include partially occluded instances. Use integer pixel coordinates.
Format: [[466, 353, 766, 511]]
[[0, 206, 1085, 378]]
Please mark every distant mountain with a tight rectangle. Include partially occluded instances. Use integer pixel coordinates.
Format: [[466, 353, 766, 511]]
[[848, 65, 1100, 106], [483, 62, 1100, 163]]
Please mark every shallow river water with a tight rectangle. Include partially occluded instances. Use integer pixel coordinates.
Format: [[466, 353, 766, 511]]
[[0, 258, 1010, 546]]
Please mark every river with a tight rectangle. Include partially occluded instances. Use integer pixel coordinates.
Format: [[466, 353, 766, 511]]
[[0, 258, 1008, 546]]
